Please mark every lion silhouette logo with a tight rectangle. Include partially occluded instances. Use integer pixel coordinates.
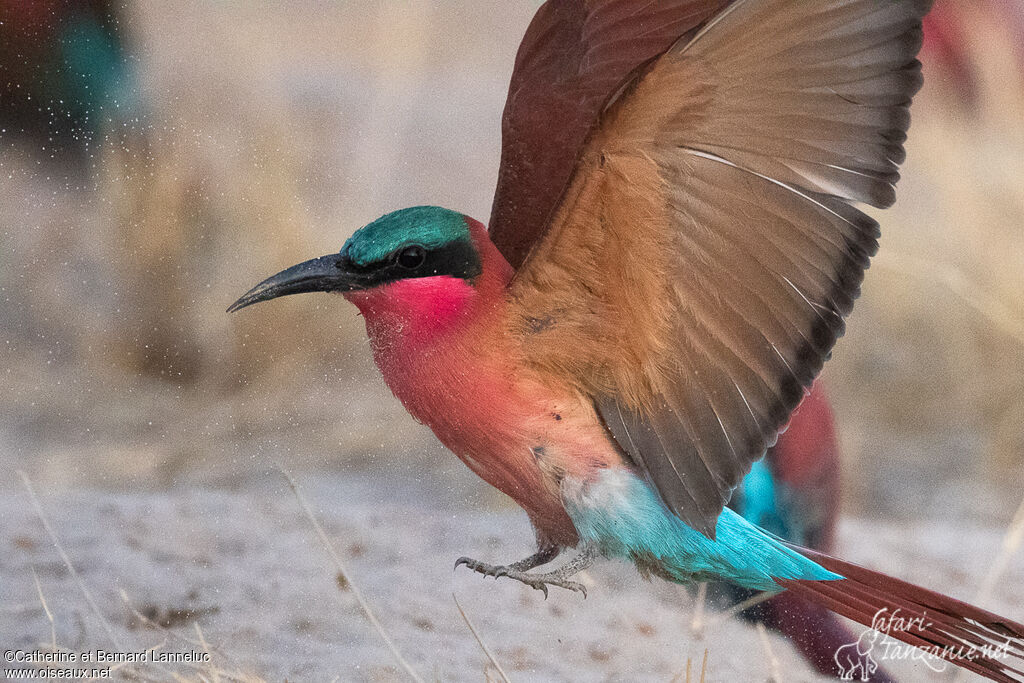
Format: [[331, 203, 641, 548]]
[[835, 629, 881, 681]]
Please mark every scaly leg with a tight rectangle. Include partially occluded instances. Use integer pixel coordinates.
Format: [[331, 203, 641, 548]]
[[455, 544, 597, 598], [455, 544, 559, 577]]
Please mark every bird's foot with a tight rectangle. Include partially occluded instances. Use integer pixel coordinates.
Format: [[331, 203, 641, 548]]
[[454, 544, 596, 599], [455, 557, 588, 598], [454, 556, 522, 579]]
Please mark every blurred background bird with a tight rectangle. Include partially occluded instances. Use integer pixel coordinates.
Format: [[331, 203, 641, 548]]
[[0, 0, 138, 166], [921, 0, 1024, 106], [724, 383, 895, 681]]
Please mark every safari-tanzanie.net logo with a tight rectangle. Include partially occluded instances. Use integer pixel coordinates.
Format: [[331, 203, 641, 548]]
[[834, 608, 1014, 681]]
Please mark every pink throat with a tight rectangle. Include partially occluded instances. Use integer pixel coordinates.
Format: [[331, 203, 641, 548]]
[[342, 217, 513, 353], [345, 276, 478, 349]]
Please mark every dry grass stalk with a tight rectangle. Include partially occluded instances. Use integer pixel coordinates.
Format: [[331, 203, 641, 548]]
[[756, 623, 783, 683], [689, 583, 708, 639], [674, 648, 708, 683], [18, 471, 122, 650], [18, 471, 195, 682], [674, 587, 712, 683], [278, 465, 424, 683], [118, 590, 260, 683], [453, 593, 512, 683], [977, 496, 1024, 605], [670, 655, 692, 683], [32, 567, 57, 653], [875, 251, 1024, 349], [704, 590, 777, 631], [953, 496, 1024, 683]]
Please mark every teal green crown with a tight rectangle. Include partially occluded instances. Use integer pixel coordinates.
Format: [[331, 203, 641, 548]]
[[344, 206, 470, 267]]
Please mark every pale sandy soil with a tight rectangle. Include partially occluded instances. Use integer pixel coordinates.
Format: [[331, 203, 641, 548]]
[[2, 469, 1022, 682]]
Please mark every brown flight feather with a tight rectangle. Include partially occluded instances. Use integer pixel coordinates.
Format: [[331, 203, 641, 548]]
[[501, 0, 932, 537], [489, 0, 729, 270]]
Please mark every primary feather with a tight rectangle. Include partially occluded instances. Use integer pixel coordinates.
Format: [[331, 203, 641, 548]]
[[503, 0, 929, 538]]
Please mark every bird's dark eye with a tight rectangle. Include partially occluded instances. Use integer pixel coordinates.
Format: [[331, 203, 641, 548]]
[[397, 245, 426, 269]]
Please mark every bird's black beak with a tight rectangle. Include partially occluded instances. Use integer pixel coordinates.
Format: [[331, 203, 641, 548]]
[[227, 253, 365, 313]]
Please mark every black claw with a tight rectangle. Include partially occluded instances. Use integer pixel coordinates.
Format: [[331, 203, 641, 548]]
[[453, 554, 589, 600]]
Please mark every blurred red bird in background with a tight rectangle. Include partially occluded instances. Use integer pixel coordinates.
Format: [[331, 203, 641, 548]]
[[725, 385, 896, 681], [921, 0, 1024, 103]]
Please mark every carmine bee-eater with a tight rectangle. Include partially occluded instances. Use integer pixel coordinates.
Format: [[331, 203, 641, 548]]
[[230, 0, 1024, 679]]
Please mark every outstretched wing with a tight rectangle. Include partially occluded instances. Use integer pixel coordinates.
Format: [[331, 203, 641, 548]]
[[489, 0, 729, 270], [508, 0, 931, 537]]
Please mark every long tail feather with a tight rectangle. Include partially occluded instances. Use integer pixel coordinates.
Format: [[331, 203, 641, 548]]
[[777, 548, 1024, 682]]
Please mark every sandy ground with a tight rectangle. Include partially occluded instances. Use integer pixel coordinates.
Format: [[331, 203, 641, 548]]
[[3, 468, 1022, 682]]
